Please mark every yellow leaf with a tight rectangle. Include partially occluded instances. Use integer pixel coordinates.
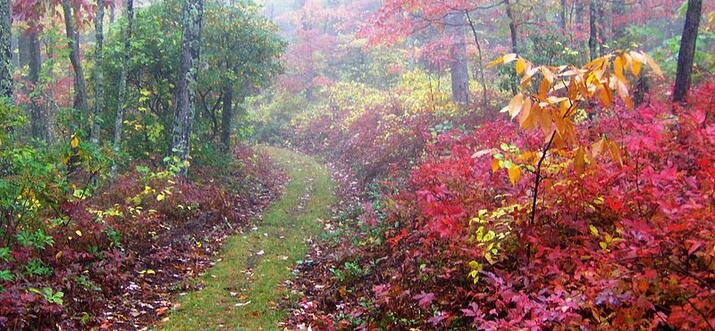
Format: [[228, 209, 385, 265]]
[[614, 55, 626, 82], [75, 230, 82, 237], [599, 241, 608, 250], [500, 94, 524, 120], [515, 58, 527, 75], [70, 135, 80, 149], [156, 193, 165, 202], [507, 165, 521, 185], [502, 53, 517, 64], [589, 225, 599, 236], [518, 99, 534, 129], [630, 56, 642, 76], [642, 53, 663, 77], [486, 53, 517, 69]]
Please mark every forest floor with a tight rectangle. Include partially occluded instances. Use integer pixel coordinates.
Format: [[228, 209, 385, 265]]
[[157, 147, 335, 330]]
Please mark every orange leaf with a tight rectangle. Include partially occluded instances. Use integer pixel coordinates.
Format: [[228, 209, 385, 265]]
[[609, 142, 623, 167], [574, 147, 587, 175], [491, 158, 500, 173], [507, 165, 521, 185]]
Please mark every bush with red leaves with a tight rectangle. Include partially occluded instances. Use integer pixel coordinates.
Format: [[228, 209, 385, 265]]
[[287, 81, 715, 330]]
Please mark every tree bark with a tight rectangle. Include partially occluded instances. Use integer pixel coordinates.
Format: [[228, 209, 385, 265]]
[[18, 29, 31, 70], [446, 11, 469, 105], [612, 0, 626, 40], [61, 0, 89, 115], [0, 0, 11, 99], [170, 0, 204, 171], [110, 0, 133, 179], [465, 11, 488, 107], [504, 0, 518, 95], [560, 0, 567, 31], [672, 0, 702, 103], [588, 0, 597, 60], [90, 0, 105, 144], [27, 28, 46, 141], [220, 81, 233, 152], [109, 1, 116, 24]]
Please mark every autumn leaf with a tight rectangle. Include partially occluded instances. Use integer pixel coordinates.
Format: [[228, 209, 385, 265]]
[[515, 57, 527, 75], [486, 53, 517, 68], [507, 165, 521, 185], [574, 147, 587, 175]]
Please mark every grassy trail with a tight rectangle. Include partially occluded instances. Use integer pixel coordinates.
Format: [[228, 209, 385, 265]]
[[159, 147, 334, 330]]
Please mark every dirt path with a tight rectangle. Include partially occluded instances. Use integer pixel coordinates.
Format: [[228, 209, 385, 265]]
[[158, 147, 334, 330]]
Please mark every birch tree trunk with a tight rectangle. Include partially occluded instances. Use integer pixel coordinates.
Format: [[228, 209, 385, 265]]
[[673, 0, 702, 103], [170, 0, 204, 172], [0, 0, 11, 99], [110, 0, 133, 179], [90, 0, 105, 144], [61, 0, 89, 116]]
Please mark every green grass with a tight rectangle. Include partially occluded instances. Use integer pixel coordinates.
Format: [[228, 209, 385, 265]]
[[158, 147, 334, 331]]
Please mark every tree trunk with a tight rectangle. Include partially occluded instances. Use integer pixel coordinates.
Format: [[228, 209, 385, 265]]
[[596, 1, 606, 56], [90, 0, 105, 144], [465, 11, 488, 107], [0, 0, 11, 99], [170, 0, 204, 171], [672, 0, 702, 103], [220, 82, 233, 152], [18, 30, 31, 70], [504, 0, 518, 95], [27, 28, 46, 141], [560, 0, 567, 31], [110, 0, 133, 179], [588, 0, 597, 60], [446, 11, 469, 105], [109, 1, 116, 24], [61, 0, 89, 115], [612, 0, 626, 40]]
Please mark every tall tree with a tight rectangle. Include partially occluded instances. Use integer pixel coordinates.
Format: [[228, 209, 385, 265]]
[[111, 0, 133, 179], [672, 0, 703, 103], [61, 0, 89, 116], [220, 80, 233, 152], [0, 0, 11, 99], [588, 0, 597, 60], [91, 0, 105, 144], [504, 0, 519, 95], [465, 10, 488, 106], [27, 27, 45, 141], [170, 0, 204, 169], [446, 12, 469, 105]]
